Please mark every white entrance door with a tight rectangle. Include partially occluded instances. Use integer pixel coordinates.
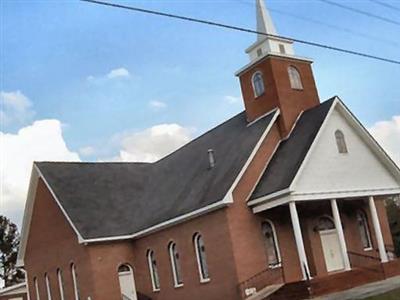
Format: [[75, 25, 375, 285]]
[[320, 229, 345, 272], [118, 266, 138, 300]]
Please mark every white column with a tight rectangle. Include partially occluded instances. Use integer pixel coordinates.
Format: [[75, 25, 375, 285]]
[[289, 201, 311, 280], [368, 196, 388, 263], [330, 199, 351, 270]]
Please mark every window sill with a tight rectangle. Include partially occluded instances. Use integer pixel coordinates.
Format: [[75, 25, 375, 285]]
[[269, 263, 282, 269], [363, 247, 373, 252], [152, 288, 160, 293], [200, 278, 211, 284], [174, 283, 184, 289]]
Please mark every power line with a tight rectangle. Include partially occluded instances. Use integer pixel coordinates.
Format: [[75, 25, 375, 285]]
[[80, 0, 400, 65], [237, 0, 398, 46], [369, 0, 400, 12], [318, 0, 400, 26]]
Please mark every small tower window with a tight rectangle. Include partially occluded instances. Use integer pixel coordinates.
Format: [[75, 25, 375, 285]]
[[147, 250, 160, 291], [335, 130, 348, 153], [257, 48, 263, 57], [288, 66, 303, 90], [279, 44, 286, 54], [252, 71, 265, 98]]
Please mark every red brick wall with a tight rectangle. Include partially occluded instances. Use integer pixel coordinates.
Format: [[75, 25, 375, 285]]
[[25, 179, 95, 300], [25, 179, 239, 300]]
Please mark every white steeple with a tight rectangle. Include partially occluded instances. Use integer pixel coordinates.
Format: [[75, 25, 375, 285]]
[[256, 0, 277, 40], [246, 0, 295, 62]]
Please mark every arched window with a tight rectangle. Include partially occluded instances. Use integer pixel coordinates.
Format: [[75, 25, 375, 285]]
[[118, 264, 137, 300], [168, 242, 183, 287], [57, 269, 65, 300], [71, 263, 80, 300], [193, 233, 209, 282], [288, 66, 303, 90], [356, 210, 372, 250], [261, 220, 281, 267], [34, 277, 41, 300], [317, 216, 335, 231], [335, 130, 348, 153], [44, 273, 52, 300], [252, 71, 265, 97], [147, 250, 160, 291]]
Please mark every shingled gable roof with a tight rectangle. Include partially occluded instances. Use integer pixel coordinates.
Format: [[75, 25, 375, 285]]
[[250, 98, 336, 200], [35, 110, 277, 241]]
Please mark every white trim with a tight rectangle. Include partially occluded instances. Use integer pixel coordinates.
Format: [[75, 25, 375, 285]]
[[247, 107, 279, 127], [147, 250, 160, 292], [262, 219, 282, 268], [251, 188, 400, 213], [168, 242, 183, 288], [193, 233, 210, 283], [71, 264, 80, 300], [57, 269, 65, 300], [235, 53, 313, 77], [34, 277, 40, 300], [45, 274, 52, 300]]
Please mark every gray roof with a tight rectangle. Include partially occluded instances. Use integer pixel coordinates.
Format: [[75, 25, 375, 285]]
[[250, 98, 335, 200], [37, 111, 275, 239]]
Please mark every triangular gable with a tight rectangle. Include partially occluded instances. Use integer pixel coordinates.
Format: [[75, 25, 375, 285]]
[[249, 97, 400, 212], [290, 98, 400, 200]]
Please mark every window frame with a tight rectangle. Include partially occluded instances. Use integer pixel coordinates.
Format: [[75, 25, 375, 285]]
[[34, 277, 41, 300], [71, 263, 80, 300], [193, 233, 210, 283], [251, 71, 265, 98], [356, 210, 373, 251], [261, 220, 282, 268], [288, 66, 303, 90], [147, 250, 161, 292], [335, 130, 348, 154], [57, 269, 65, 300], [168, 242, 183, 288], [44, 273, 52, 300]]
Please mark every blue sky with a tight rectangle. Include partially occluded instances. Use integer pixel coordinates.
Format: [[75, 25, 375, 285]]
[[1, 0, 400, 225]]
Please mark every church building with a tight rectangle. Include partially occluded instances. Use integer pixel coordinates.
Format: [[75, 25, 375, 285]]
[[17, 1, 400, 299]]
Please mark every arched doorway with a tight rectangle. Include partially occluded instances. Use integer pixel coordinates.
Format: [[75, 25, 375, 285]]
[[118, 264, 137, 300], [317, 216, 345, 272]]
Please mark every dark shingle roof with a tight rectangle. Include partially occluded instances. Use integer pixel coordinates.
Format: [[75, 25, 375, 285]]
[[250, 98, 335, 200], [37, 111, 276, 239]]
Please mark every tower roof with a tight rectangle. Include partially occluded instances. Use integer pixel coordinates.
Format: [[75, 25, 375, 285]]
[[256, 0, 277, 40]]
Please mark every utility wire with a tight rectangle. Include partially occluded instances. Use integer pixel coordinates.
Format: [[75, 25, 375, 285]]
[[369, 0, 400, 12], [237, 0, 398, 46], [318, 0, 400, 26], [80, 0, 400, 65]]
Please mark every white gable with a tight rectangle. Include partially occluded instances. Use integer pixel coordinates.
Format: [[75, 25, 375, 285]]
[[292, 103, 400, 199]]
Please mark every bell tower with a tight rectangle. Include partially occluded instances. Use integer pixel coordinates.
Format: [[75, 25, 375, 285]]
[[236, 0, 320, 136]]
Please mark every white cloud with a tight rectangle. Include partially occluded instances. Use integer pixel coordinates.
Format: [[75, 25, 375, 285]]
[[0, 120, 80, 226], [369, 115, 400, 166], [116, 124, 192, 162], [224, 95, 240, 104], [0, 91, 35, 126], [79, 146, 95, 156], [87, 67, 131, 82], [149, 100, 167, 110], [107, 67, 131, 79]]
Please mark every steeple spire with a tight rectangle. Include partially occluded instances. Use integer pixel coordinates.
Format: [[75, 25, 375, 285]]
[[244, 0, 295, 62], [256, 0, 277, 40]]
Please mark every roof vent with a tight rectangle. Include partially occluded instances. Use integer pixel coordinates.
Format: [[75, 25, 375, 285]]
[[208, 149, 216, 169]]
